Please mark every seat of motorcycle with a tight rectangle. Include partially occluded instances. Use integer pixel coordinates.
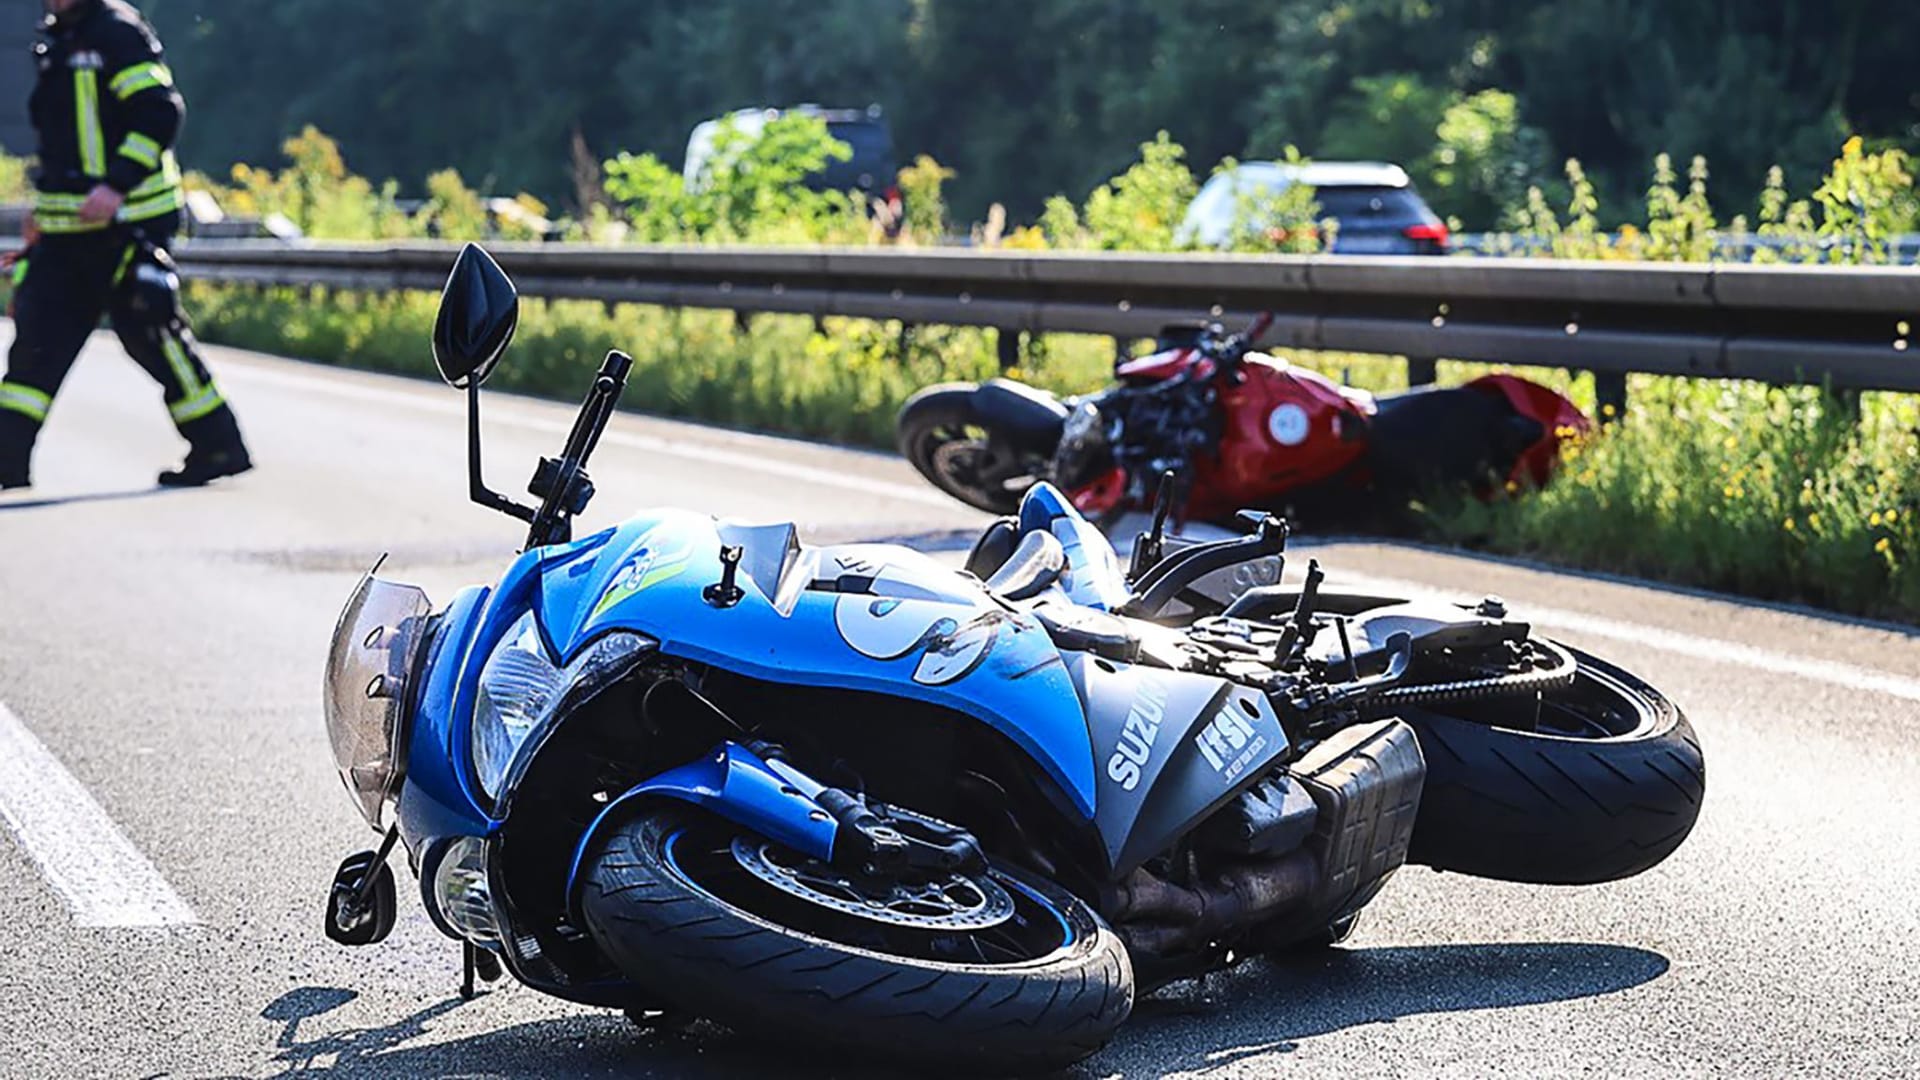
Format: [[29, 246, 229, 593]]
[[1367, 386, 1542, 490], [982, 529, 1066, 602], [964, 516, 1021, 580]]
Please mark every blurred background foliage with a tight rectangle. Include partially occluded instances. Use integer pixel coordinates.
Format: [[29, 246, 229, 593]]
[[141, 0, 1917, 230]]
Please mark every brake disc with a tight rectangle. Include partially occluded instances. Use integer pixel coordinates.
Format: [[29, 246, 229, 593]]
[[731, 837, 1015, 931]]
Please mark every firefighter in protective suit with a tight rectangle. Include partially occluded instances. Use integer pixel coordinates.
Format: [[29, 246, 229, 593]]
[[0, 0, 250, 490]]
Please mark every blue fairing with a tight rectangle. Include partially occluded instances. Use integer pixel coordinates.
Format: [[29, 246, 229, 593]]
[[397, 583, 493, 846], [397, 528, 622, 851], [395, 484, 1118, 867], [1018, 483, 1130, 612], [540, 507, 1099, 818], [564, 741, 841, 904]]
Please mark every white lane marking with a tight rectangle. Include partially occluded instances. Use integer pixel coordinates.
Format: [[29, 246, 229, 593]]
[[0, 702, 198, 927], [220, 360, 963, 510], [1326, 571, 1920, 705]]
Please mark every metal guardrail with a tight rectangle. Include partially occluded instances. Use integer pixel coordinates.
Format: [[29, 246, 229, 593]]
[[173, 240, 1920, 396]]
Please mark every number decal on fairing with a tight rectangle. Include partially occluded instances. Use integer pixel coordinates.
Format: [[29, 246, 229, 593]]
[[834, 597, 933, 661], [834, 595, 1004, 686], [1267, 403, 1311, 447]]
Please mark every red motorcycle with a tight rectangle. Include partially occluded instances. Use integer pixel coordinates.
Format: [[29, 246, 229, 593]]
[[897, 315, 1588, 526]]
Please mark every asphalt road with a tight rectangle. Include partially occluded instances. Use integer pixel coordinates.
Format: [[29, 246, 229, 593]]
[[1, 330, 1916, 1078]]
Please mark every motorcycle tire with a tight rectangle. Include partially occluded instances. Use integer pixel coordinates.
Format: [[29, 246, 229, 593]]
[[579, 806, 1132, 1074], [1400, 647, 1704, 885], [897, 385, 1031, 515]]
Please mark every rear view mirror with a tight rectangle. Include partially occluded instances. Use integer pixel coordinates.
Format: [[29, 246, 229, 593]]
[[432, 244, 519, 388]]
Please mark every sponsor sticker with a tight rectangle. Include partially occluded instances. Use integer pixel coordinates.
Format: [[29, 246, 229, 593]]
[[1194, 704, 1268, 783], [1105, 673, 1170, 792], [591, 538, 693, 618], [1267, 403, 1311, 447]]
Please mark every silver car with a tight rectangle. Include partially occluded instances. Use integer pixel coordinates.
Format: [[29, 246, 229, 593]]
[[1179, 160, 1451, 255]]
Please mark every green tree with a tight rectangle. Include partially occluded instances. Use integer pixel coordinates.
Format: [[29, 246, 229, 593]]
[[141, 0, 1920, 225], [1315, 73, 1454, 169], [1427, 89, 1549, 228], [603, 113, 863, 244]]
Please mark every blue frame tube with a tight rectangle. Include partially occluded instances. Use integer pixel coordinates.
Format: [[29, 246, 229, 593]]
[[564, 741, 842, 907]]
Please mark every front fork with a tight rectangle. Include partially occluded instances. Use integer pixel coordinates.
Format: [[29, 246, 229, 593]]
[[563, 740, 986, 917]]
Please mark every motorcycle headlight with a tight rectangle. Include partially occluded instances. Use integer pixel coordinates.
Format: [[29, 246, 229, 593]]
[[428, 836, 500, 947], [470, 613, 652, 802]]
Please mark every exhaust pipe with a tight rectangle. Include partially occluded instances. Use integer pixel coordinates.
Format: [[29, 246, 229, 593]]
[[1108, 852, 1318, 956]]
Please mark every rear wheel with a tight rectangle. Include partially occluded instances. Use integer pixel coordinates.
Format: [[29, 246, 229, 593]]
[[1401, 648, 1704, 885], [580, 807, 1132, 1074], [897, 385, 1045, 514]]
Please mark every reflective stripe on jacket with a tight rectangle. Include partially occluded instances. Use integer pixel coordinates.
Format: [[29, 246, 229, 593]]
[[29, 0, 185, 233]]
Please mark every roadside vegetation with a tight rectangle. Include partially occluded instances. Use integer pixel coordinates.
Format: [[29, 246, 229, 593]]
[[6, 118, 1916, 621]]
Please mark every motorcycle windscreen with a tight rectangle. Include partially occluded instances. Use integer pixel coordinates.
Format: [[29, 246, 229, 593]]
[[325, 567, 433, 831]]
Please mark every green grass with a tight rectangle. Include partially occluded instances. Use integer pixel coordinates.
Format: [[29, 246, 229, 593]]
[[1430, 378, 1920, 621]]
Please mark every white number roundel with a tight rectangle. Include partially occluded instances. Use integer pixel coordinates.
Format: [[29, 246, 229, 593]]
[[1267, 404, 1311, 446]]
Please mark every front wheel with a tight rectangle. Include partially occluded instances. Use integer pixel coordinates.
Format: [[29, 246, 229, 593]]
[[580, 807, 1132, 1074], [897, 385, 1047, 514], [1401, 648, 1704, 885]]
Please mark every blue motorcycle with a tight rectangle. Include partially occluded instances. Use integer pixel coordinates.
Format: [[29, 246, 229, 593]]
[[321, 246, 1704, 1073]]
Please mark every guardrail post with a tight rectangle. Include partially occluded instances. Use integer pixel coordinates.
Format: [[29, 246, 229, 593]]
[[1593, 371, 1628, 421], [997, 328, 1022, 371], [734, 310, 754, 335], [1406, 356, 1438, 386], [1114, 336, 1132, 366], [1827, 387, 1862, 424], [898, 323, 916, 363]]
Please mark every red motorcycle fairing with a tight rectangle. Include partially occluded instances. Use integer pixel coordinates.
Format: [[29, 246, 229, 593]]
[[1463, 374, 1590, 487], [1186, 355, 1376, 520], [1073, 466, 1129, 518], [1115, 347, 1206, 384], [1073, 352, 1378, 521]]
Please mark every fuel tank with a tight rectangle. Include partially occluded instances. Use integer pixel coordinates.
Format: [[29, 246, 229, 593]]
[[1187, 353, 1376, 519], [539, 509, 1101, 817]]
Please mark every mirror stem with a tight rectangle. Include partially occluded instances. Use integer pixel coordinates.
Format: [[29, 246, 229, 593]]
[[465, 381, 535, 532]]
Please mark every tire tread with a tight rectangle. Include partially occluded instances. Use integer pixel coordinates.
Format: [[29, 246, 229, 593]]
[[580, 810, 1131, 1073], [1403, 649, 1705, 885]]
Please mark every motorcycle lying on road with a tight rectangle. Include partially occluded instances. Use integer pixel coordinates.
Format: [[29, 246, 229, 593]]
[[898, 316, 1590, 526], [321, 246, 1701, 1074]]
